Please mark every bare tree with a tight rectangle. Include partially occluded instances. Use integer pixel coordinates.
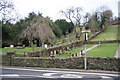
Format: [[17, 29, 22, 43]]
[[19, 16, 55, 52], [60, 6, 83, 26], [96, 5, 113, 29], [60, 7, 74, 24], [102, 10, 113, 23], [0, 0, 14, 11], [60, 7, 83, 38], [72, 7, 83, 26], [0, 0, 19, 23], [83, 12, 91, 25], [97, 5, 109, 12], [87, 13, 99, 32], [87, 5, 113, 31]]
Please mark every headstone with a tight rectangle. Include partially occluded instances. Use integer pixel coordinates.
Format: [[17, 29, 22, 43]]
[[44, 44, 48, 49], [50, 51, 53, 55], [10, 45, 14, 48], [67, 47, 69, 50], [77, 53, 79, 57], [54, 50, 56, 55]]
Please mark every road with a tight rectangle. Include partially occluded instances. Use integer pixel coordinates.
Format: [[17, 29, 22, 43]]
[[1, 67, 119, 80]]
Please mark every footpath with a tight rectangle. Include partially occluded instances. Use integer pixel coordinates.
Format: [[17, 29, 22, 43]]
[[114, 43, 120, 58], [82, 44, 120, 58], [81, 45, 99, 54]]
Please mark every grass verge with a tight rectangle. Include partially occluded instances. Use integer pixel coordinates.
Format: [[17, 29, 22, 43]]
[[86, 43, 118, 57]]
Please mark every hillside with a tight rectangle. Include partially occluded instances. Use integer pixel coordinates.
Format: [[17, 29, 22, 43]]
[[91, 25, 118, 41]]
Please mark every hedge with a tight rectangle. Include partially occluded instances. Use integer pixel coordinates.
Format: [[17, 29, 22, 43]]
[[2, 55, 120, 71]]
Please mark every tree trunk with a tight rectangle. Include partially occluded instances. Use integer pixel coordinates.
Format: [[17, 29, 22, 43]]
[[30, 40, 35, 52], [42, 42, 44, 48]]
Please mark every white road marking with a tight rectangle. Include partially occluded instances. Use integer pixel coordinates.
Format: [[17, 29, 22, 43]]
[[43, 73, 83, 78], [0, 74, 114, 79], [43, 73, 57, 76], [0, 74, 19, 77], [60, 74, 83, 78], [101, 76, 114, 79], [42, 73, 59, 78]]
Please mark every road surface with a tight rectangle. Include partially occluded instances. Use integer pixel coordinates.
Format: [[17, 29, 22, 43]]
[[1, 67, 119, 80]]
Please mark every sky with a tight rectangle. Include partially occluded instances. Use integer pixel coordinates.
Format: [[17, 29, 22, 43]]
[[118, 1, 120, 17], [13, 0, 119, 21]]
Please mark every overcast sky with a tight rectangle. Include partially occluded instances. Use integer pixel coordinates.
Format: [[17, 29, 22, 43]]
[[13, 0, 119, 21]]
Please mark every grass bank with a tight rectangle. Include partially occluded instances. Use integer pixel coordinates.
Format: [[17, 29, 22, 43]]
[[86, 43, 118, 57], [56, 43, 118, 58], [92, 25, 118, 41]]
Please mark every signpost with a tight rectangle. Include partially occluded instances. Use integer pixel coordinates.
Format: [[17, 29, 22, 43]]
[[82, 30, 90, 70]]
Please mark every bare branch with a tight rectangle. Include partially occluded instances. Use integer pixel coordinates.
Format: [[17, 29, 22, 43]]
[[0, 0, 16, 23], [60, 6, 83, 26]]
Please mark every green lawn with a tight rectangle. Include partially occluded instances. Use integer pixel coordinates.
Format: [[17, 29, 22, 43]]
[[1, 43, 118, 58], [86, 43, 118, 57], [118, 25, 120, 40], [92, 25, 118, 41], [56, 43, 118, 58], [55, 53, 71, 58], [1, 47, 40, 54], [65, 44, 94, 53]]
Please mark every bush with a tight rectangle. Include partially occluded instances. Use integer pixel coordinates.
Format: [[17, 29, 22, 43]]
[[2, 41, 11, 47], [2, 56, 120, 71]]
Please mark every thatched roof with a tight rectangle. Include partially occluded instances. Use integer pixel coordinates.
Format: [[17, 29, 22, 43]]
[[19, 17, 55, 42]]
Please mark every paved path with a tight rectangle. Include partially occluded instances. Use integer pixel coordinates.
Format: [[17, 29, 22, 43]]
[[114, 43, 120, 58], [82, 45, 99, 53], [86, 45, 99, 52]]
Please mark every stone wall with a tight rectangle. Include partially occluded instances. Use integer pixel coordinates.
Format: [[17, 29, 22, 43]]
[[2, 55, 120, 71]]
